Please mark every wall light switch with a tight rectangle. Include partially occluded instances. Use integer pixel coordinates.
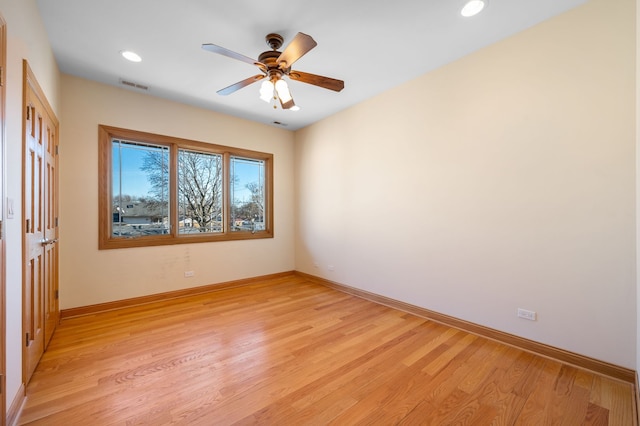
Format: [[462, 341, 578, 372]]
[[7, 198, 13, 219]]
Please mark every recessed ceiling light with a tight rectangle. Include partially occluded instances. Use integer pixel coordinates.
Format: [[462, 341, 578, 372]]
[[290, 105, 300, 112], [121, 50, 142, 62], [461, 0, 486, 17]]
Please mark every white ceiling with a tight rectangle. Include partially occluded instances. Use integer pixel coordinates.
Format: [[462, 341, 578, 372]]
[[35, 0, 586, 131]]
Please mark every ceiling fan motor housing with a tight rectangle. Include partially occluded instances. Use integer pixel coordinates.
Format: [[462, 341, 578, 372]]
[[258, 50, 281, 66], [258, 49, 290, 78]]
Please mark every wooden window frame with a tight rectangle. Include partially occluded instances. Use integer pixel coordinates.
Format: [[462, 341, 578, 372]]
[[98, 125, 273, 249]]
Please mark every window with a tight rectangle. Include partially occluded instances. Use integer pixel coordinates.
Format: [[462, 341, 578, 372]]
[[178, 149, 222, 235], [230, 156, 266, 232], [99, 125, 273, 249], [112, 140, 170, 238]]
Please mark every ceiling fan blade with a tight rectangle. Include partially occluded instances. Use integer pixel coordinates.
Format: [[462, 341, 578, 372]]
[[202, 43, 266, 70], [217, 74, 266, 96], [288, 71, 344, 92], [277, 33, 317, 69]]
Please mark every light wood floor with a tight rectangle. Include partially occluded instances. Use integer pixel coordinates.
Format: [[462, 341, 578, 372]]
[[19, 275, 635, 425]]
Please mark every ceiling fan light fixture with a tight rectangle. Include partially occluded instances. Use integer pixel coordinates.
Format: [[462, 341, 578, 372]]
[[461, 0, 486, 17], [259, 80, 274, 102], [275, 79, 292, 104], [121, 50, 142, 62]]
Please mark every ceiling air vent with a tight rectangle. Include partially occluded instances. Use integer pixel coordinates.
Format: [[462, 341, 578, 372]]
[[272, 121, 287, 127], [119, 79, 149, 91]]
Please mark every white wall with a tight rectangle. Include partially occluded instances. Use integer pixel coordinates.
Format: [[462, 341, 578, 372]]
[[636, 0, 640, 377], [0, 0, 61, 413], [295, 0, 636, 368], [59, 75, 296, 309]]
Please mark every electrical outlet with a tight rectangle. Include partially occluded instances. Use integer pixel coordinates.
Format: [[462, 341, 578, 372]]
[[517, 308, 536, 321], [184, 271, 194, 278]]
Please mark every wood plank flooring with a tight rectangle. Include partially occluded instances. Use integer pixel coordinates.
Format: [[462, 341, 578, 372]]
[[18, 275, 635, 425]]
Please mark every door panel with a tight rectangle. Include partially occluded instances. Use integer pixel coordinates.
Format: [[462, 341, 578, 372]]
[[24, 97, 45, 382], [23, 61, 59, 385], [43, 119, 58, 346]]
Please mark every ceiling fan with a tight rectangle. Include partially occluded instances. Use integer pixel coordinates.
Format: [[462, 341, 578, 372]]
[[202, 32, 344, 110]]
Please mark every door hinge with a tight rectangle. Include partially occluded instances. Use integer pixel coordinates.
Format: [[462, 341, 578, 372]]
[[0, 374, 3, 394], [55, 290, 59, 299], [55, 217, 59, 227], [25, 332, 30, 346], [56, 145, 59, 155], [0, 66, 3, 87], [26, 106, 30, 120]]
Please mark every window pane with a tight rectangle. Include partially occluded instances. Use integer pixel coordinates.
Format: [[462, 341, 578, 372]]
[[178, 149, 223, 234], [230, 156, 265, 232], [112, 140, 170, 237]]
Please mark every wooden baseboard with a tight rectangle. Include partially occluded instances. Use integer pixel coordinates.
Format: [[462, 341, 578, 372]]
[[7, 382, 25, 426], [295, 271, 636, 384], [61, 271, 295, 319], [635, 372, 640, 426]]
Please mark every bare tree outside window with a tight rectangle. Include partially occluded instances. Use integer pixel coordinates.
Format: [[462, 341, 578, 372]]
[[177, 149, 223, 234]]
